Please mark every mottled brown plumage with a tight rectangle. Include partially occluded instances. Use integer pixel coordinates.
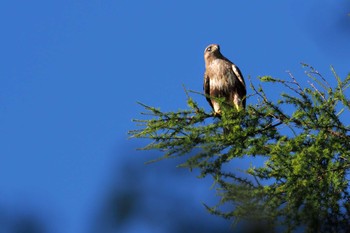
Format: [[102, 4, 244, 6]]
[[204, 44, 246, 115]]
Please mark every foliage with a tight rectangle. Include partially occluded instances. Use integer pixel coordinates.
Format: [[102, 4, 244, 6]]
[[129, 65, 350, 233]]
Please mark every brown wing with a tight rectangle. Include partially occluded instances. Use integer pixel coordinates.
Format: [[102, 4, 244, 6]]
[[231, 63, 246, 109], [203, 74, 214, 110]]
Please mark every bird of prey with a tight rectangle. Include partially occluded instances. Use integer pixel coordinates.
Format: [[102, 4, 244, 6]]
[[204, 44, 246, 115]]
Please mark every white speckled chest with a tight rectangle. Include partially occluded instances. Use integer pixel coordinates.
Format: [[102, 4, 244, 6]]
[[208, 59, 234, 90]]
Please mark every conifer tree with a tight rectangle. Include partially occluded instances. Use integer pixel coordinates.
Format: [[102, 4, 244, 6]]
[[129, 65, 350, 233]]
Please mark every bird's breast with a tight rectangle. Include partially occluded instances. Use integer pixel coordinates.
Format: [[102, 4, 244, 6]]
[[208, 60, 234, 90]]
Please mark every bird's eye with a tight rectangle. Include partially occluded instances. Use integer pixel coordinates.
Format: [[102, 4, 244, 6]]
[[207, 47, 212, 52]]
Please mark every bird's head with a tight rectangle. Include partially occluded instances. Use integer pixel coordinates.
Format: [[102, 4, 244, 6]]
[[204, 44, 222, 62]]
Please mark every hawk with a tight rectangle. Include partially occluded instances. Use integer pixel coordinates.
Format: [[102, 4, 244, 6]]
[[204, 44, 246, 115]]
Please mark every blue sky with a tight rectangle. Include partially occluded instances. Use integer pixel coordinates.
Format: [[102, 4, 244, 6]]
[[0, 1, 349, 233]]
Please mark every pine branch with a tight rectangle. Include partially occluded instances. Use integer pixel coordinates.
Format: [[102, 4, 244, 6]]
[[130, 65, 350, 233]]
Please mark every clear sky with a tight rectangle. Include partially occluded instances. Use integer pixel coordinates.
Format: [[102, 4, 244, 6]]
[[0, 1, 349, 233]]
